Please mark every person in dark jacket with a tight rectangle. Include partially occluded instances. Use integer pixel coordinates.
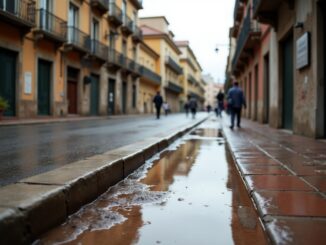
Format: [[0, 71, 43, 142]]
[[189, 96, 198, 119], [227, 81, 246, 129], [216, 90, 225, 117], [153, 91, 163, 119]]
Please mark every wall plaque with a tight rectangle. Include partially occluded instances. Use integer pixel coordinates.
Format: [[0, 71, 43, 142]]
[[296, 32, 310, 70]]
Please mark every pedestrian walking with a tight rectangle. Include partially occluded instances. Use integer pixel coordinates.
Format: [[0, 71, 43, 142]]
[[216, 90, 225, 117], [189, 96, 198, 119], [163, 101, 169, 116], [227, 81, 246, 129], [184, 101, 190, 117], [153, 91, 163, 119]]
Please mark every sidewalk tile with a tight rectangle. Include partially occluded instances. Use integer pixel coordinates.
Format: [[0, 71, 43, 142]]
[[245, 175, 313, 191], [302, 176, 326, 193], [237, 158, 281, 166], [239, 165, 290, 175], [266, 217, 326, 245], [253, 191, 326, 217]]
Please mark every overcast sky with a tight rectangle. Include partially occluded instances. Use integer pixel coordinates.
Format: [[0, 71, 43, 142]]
[[139, 0, 235, 83]]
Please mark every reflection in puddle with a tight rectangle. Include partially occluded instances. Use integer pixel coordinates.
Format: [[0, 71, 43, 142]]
[[38, 125, 269, 245]]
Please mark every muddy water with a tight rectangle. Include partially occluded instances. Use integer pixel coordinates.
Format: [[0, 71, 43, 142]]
[[38, 122, 269, 245]]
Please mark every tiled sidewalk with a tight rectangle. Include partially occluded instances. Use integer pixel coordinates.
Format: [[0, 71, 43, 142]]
[[222, 116, 326, 245]]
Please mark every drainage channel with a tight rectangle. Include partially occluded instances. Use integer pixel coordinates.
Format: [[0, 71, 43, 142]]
[[36, 120, 270, 245]]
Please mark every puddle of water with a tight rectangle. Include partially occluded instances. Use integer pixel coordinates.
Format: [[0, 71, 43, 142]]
[[37, 126, 269, 245]]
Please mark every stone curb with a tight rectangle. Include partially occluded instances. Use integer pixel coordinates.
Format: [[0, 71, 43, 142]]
[[0, 117, 207, 244]]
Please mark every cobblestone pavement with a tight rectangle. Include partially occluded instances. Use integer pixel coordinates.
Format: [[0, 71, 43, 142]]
[[220, 114, 326, 245]]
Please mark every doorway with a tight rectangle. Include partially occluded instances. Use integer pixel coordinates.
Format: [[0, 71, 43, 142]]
[[0, 48, 16, 116], [282, 34, 294, 130], [67, 67, 79, 114], [108, 78, 115, 115], [263, 54, 270, 124], [254, 64, 259, 121], [38, 59, 51, 115], [122, 81, 127, 114], [90, 74, 99, 116], [248, 72, 252, 118]]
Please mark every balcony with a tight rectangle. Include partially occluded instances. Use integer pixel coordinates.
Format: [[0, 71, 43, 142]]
[[234, 0, 244, 22], [139, 66, 161, 86], [253, 0, 288, 27], [34, 9, 67, 44], [130, 0, 143, 10], [166, 81, 183, 94], [126, 58, 141, 76], [165, 56, 183, 75], [66, 26, 91, 53], [107, 49, 124, 70], [90, 39, 108, 62], [187, 74, 197, 85], [90, 0, 109, 15], [0, 0, 35, 32], [232, 13, 261, 73], [132, 25, 143, 42], [108, 3, 122, 26], [121, 15, 134, 36]]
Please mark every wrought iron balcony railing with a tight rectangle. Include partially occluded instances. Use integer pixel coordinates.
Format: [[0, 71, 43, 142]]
[[108, 3, 122, 25], [0, 0, 35, 27], [166, 81, 183, 94], [91, 39, 108, 61], [130, 0, 143, 9], [165, 56, 183, 75], [108, 49, 124, 67], [121, 14, 134, 35], [232, 13, 261, 72], [187, 74, 197, 85], [36, 9, 67, 42], [132, 25, 143, 42], [67, 26, 91, 52], [139, 66, 162, 85], [90, 0, 109, 13], [234, 0, 244, 21]]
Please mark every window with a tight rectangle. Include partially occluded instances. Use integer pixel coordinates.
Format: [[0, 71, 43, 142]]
[[122, 0, 127, 24], [68, 3, 79, 43], [0, 0, 16, 13]]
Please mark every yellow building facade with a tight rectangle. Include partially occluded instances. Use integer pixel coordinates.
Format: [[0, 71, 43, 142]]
[[139, 16, 183, 113], [176, 41, 204, 110], [0, 0, 143, 118], [138, 40, 161, 114]]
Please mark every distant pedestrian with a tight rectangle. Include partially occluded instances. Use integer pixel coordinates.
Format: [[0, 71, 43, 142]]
[[227, 81, 246, 129], [216, 90, 225, 117], [206, 104, 212, 113], [153, 91, 163, 119], [184, 101, 190, 117], [189, 96, 198, 119], [163, 102, 169, 116]]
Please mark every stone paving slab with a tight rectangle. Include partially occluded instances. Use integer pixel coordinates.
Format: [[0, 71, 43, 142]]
[[0, 115, 208, 244], [222, 117, 326, 244]]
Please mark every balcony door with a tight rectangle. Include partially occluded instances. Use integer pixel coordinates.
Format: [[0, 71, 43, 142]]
[[40, 0, 52, 31], [122, 0, 127, 24], [68, 3, 78, 43], [0, 0, 16, 14], [0, 48, 16, 116], [91, 18, 99, 53]]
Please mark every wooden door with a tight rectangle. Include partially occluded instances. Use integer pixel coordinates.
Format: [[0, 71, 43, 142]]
[[122, 81, 127, 114], [0, 48, 16, 116], [282, 35, 294, 130], [108, 79, 115, 115], [38, 59, 51, 115], [90, 75, 99, 115], [68, 81, 77, 114]]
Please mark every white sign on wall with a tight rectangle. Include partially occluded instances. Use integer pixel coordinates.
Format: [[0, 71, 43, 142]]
[[296, 32, 310, 70], [24, 72, 32, 94]]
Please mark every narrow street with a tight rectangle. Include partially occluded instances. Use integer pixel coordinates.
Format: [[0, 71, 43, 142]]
[[0, 113, 206, 186], [37, 119, 269, 245]]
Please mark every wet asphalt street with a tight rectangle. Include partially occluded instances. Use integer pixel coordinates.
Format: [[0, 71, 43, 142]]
[[0, 113, 206, 187]]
